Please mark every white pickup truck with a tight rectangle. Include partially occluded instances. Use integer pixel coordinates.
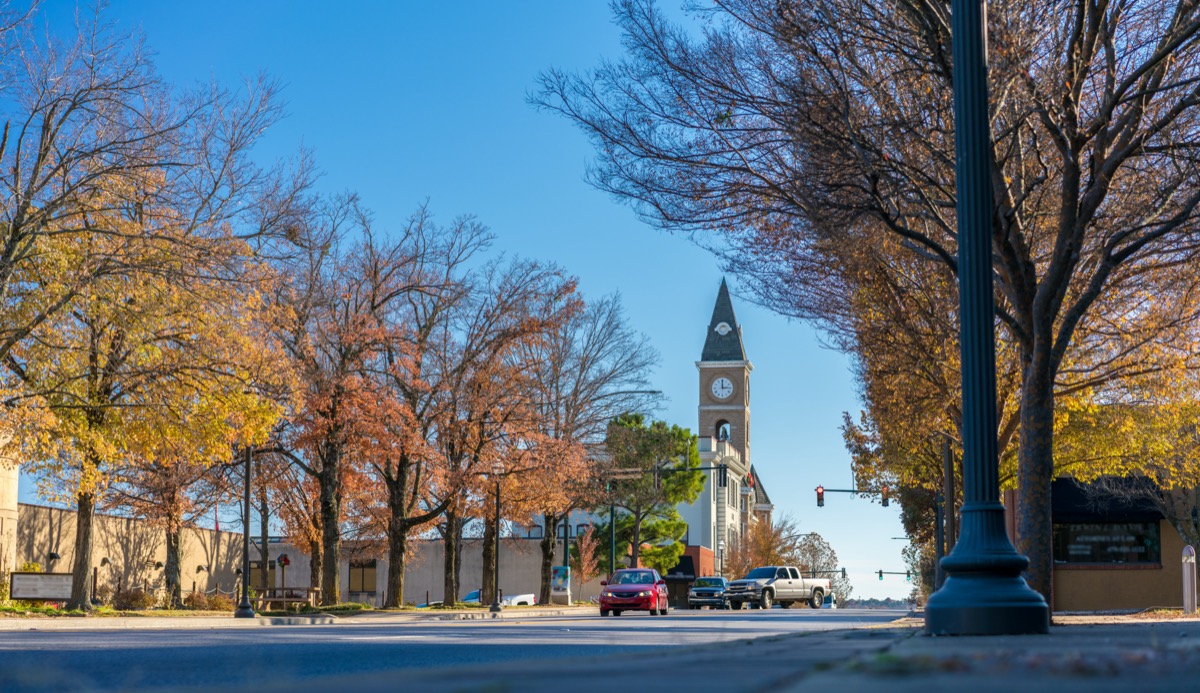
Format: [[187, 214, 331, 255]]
[[724, 566, 831, 609]]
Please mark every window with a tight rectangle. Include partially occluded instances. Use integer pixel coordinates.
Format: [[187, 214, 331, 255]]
[[715, 420, 731, 442], [349, 559, 378, 593], [788, 568, 801, 580], [1053, 522, 1161, 564]]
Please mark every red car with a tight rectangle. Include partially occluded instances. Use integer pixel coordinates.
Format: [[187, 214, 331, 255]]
[[598, 568, 670, 617]]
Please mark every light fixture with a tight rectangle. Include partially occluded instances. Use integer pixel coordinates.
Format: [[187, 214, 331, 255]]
[[196, 565, 208, 574], [154, 561, 164, 570], [48, 552, 61, 561], [100, 557, 111, 567]]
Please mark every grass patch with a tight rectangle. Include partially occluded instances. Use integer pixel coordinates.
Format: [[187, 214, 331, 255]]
[[0, 603, 88, 617]]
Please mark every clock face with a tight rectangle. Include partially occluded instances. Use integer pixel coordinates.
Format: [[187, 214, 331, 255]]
[[711, 377, 734, 399]]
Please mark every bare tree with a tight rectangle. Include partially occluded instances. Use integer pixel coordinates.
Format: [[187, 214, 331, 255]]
[[535, 0, 1200, 601]]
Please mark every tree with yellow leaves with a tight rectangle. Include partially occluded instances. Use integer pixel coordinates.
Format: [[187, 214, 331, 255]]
[[8, 180, 287, 610]]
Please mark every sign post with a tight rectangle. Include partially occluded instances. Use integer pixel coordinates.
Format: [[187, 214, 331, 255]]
[[10, 572, 73, 601], [1184, 545, 1197, 615]]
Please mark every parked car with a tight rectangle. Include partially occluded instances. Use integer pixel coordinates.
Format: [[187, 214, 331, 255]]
[[598, 568, 670, 617], [460, 589, 537, 607], [687, 576, 730, 609]]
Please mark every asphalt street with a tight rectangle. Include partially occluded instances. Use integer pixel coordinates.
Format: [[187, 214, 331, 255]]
[[0, 608, 906, 692]]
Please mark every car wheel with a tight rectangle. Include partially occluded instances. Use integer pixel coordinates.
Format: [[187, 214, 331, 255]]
[[810, 589, 824, 609], [760, 590, 773, 610], [600, 609, 610, 617]]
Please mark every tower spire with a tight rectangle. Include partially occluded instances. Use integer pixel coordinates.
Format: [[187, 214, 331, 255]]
[[701, 278, 747, 361]]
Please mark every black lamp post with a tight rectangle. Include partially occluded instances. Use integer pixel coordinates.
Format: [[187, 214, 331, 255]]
[[490, 461, 503, 614], [234, 445, 256, 618], [924, 0, 1048, 635]]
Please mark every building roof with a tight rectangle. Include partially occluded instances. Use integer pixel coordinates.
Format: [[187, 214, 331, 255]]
[[750, 466, 772, 506], [1052, 478, 1163, 523], [700, 278, 748, 362]]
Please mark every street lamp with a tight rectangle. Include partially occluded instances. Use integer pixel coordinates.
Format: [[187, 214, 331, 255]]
[[490, 461, 504, 614], [924, 0, 1048, 635], [234, 445, 256, 619]]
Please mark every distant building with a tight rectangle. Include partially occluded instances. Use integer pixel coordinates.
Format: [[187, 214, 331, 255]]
[[1003, 478, 1194, 611], [675, 279, 773, 583]]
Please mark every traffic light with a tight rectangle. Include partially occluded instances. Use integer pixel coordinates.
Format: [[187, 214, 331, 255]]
[[881, 485, 889, 507], [905, 571, 911, 582], [877, 570, 883, 581], [816, 485, 825, 507], [841, 568, 847, 579]]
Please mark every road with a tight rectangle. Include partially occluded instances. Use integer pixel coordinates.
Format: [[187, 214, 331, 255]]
[[0, 608, 907, 693]]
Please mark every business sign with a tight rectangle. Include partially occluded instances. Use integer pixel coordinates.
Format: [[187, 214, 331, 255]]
[[10, 572, 74, 601], [551, 565, 570, 594]]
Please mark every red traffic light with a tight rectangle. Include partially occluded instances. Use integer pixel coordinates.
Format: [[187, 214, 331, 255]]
[[816, 485, 825, 507], [881, 485, 889, 507]]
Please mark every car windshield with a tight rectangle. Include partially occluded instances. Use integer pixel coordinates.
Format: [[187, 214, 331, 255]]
[[613, 571, 654, 585], [693, 578, 724, 588], [744, 567, 777, 579]]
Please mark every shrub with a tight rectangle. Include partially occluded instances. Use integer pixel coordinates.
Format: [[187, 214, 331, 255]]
[[18, 561, 43, 573], [183, 591, 210, 610], [94, 584, 115, 606], [112, 589, 157, 611], [206, 593, 235, 611]]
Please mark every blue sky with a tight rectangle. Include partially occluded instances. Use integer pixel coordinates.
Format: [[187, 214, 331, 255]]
[[21, 1, 911, 599]]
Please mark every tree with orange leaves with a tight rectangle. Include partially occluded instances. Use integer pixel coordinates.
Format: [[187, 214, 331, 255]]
[[511, 293, 659, 603]]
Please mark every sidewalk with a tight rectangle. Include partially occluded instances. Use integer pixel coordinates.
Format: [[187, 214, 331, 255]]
[[0, 604, 597, 631], [796, 612, 1200, 692]]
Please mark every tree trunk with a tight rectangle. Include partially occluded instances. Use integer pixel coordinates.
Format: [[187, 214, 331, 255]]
[[452, 518, 463, 596], [384, 528, 407, 608], [439, 503, 460, 601], [164, 527, 182, 608], [383, 469, 412, 609], [1015, 354, 1056, 607], [318, 452, 342, 606], [66, 490, 96, 611], [538, 513, 557, 605], [629, 505, 643, 568], [481, 507, 496, 605], [442, 508, 459, 604], [308, 538, 321, 591]]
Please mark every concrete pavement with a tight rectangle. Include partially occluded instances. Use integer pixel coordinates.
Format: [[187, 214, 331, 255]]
[[798, 613, 1200, 692]]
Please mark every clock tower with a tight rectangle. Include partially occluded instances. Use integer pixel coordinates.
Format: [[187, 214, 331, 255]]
[[697, 278, 752, 465], [676, 278, 770, 579]]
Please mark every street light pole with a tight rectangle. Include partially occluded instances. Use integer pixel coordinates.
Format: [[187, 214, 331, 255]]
[[234, 445, 255, 618], [609, 503, 616, 577], [490, 462, 503, 614], [924, 0, 1048, 635]]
